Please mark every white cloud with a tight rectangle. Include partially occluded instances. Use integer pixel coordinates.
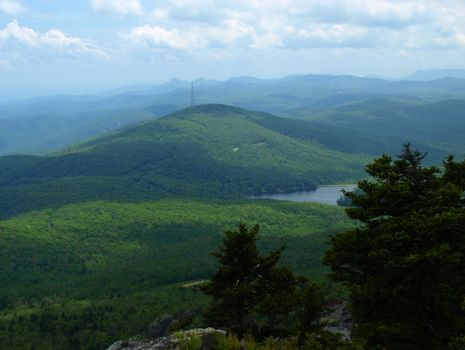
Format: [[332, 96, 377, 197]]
[[0, 20, 109, 59], [123, 18, 373, 51], [122, 19, 258, 50], [123, 0, 465, 53], [123, 25, 190, 49], [90, 0, 143, 15], [151, 0, 429, 28], [0, 20, 38, 45], [302, 0, 430, 28], [41, 29, 87, 50], [291, 24, 371, 48], [0, 0, 23, 15]]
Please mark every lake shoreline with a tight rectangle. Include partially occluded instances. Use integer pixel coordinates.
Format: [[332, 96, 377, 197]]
[[249, 185, 356, 206]]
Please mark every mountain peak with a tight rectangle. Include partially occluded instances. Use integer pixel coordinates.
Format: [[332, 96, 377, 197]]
[[167, 104, 250, 119]]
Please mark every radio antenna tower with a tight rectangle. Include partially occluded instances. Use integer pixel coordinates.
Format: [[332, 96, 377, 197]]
[[190, 81, 195, 107]]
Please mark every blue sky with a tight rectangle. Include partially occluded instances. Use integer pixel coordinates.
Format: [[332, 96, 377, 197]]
[[1, 0, 465, 99]]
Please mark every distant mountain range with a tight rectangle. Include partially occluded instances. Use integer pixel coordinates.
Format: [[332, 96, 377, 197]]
[[405, 69, 465, 81], [290, 98, 465, 161], [1, 73, 465, 156]]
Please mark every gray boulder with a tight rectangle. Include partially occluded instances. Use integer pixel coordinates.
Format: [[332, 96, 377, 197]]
[[146, 311, 196, 339], [106, 328, 226, 350]]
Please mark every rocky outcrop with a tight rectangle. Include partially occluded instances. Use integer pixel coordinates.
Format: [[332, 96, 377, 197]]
[[146, 311, 196, 340], [107, 328, 226, 350], [106, 312, 226, 350]]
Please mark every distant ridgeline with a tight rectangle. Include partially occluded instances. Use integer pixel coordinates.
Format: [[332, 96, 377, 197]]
[[2, 74, 465, 157], [0, 104, 369, 219]]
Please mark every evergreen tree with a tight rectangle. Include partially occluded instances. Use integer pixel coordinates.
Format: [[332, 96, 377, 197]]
[[201, 223, 323, 338], [325, 144, 465, 349]]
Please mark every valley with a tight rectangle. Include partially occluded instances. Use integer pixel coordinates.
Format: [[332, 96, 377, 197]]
[[0, 198, 353, 349], [0, 104, 368, 219], [1, 73, 464, 349], [2, 1, 465, 347]]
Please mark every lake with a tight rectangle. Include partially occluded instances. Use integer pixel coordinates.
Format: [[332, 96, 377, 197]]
[[249, 185, 355, 205]]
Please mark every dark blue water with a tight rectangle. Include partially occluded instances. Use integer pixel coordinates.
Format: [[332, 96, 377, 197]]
[[249, 185, 355, 205]]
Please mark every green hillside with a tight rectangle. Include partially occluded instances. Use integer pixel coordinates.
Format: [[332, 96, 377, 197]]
[[0, 94, 170, 155], [2, 75, 465, 156], [0, 198, 354, 350], [0, 104, 368, 219], [0, 109, 156, 155], [295, 98, 465, 161]]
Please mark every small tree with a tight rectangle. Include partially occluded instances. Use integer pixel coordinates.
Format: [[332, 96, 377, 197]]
[[201, 223, 323, 338], [325, 144, 465, 349]]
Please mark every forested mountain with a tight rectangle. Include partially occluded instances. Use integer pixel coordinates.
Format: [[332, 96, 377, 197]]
[[295, 98, 465, 160], [1, 74, 465, 155], [0, 95, 170, 155], [0, 103, 365, 349], [0, 103, 362, 348], [0, 198, 353, 349], [0, 104, 370, 219]]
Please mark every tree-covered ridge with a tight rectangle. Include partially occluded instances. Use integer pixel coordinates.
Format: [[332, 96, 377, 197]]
[[0, 199, 354, 349], [295, 98, 465, 162], [1, 199, 353, 297], [0, 104, 368, 219], [2, 74, 465, 156]]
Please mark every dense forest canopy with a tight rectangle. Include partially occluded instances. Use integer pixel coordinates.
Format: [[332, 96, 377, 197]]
[[0, 104, 367, 219], [0, 198, 353, 349]]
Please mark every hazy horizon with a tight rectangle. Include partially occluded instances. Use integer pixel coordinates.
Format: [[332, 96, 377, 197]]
[[1, 0, 465, 100]]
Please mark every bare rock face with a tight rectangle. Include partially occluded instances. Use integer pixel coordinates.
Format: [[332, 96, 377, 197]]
[[146, 311, 196, 340], [106, 336, 178, 350], [107, 339, 170, 350], [106, 323, 226, 350]]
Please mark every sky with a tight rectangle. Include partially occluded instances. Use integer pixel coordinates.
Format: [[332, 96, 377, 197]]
[[1, 0, 465, 99]]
